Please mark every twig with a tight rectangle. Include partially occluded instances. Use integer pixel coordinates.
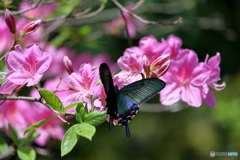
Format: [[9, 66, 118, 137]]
[[120, 11, 132, 47], [132, 0, 145, 11], [71, 2, 105, 19], [0, 96, 40, 101], [110, 0, 182, 26], [53, 89, 72, 93], [0, 0, 43, 14]]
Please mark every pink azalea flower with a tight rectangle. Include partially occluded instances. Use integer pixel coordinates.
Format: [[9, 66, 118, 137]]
[[0, 81, 20, 95], [202, 52, 226, 107], [93, 84, 107, 110], [5, 43, 52, 87], [117, 50, 143, 75], [65, 63, 99, 110], [162, 34, 184, 60], [23, 101, 64, 146], [138, 35, 170, 64], [160, 50, 211, 107], [0, 100, 29, 136]]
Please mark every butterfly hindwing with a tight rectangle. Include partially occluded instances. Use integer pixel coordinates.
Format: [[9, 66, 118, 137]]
[[119, 78, 166, 105], [99, 63, 166, 137]]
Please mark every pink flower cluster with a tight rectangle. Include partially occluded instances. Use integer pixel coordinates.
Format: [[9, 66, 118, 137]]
[[117, 35, 225, 107], [0, 44, 52, 94]]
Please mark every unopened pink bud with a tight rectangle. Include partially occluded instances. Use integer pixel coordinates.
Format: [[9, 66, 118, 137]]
[[142, 56, 150, 74], [149, 72, 158, 78], [5, 9, 16, 34], [155, 60, 171, 77], [150, 54, 170, 71], [21, 19, 42, 37], [63, 55, 74, 74]]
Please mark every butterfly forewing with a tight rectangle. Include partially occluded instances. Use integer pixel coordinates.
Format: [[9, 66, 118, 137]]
[[99, 63, 117, 130], [119, 78, 166, 105]]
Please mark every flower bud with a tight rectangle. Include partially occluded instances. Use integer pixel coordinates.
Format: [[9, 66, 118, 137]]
[[63, 55, 74, 74], [155, 60, 171, 77], [5, 9, 16, 34], [20, 19, 42, 37], [150, 54, 170, 71], [142, 55, 150, 74]]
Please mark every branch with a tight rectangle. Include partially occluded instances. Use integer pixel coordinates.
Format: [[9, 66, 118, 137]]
[[110, 0, 182, 26], [132, 0, 145, 11], [0, 96, 40, 102], [120, 11, 132, 47], [0, 0, 43, 15]]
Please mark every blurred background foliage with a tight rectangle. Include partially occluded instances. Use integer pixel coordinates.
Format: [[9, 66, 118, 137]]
[[5, 0, 240, 159]]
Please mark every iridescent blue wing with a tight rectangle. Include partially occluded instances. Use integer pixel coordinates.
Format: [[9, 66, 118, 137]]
[[116, 78, 165, 137], [99, 63, 117, 130], [119, 78, 166, 105]]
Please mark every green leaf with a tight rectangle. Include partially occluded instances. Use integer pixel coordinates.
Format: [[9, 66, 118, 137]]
[[63, 101, 83, 112], [38, 89, 64, 111], [24, 114, 59, 134], [19, 131, 40, 146], [8, 124, 19, 145], [84, 111, 107, 126], [17, 146, 36, 160], [61, 125, 79, 157], [0, 137, 8, 154], [75, 103, 87, 123], [75, 123, 96, 141]]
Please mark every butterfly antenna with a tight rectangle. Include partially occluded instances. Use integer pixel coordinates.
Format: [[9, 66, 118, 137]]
[[124, 122, 131, 137]]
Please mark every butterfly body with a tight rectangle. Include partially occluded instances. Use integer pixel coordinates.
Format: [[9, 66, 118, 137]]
[[99, 63, 166, 137]]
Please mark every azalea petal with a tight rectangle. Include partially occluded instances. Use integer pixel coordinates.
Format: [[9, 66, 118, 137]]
[[66, 73, 82, 91], [166, 34, 182, 60], [182, 85, 202, 107], [6, 50, 26, 72], [160, 82, 181, 105], [207, 52, 221, 68], [26, 74, 43, 86], [203, 90, 216, 108], [35, 51, 52, 75], [191, 62, 210, 86], [80, 63, 92, 79], [6, 72, 29, 85], [35, 129, 49, 146], [24, 43, 43, 64], [0, 80, 18, 94], [185, 50, 199, 72]]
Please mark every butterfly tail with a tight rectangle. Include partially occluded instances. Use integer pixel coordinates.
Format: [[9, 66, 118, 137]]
[[124, 122, 131, 137]]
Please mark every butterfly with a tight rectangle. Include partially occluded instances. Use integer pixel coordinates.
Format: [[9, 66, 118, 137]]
[[99, 63, 166, 137]]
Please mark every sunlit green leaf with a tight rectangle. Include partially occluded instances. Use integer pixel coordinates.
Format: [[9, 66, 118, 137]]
[[75, 123, 96, 141], [17, 146, 36, 160], [84, 111, 107, 126], [24, 114, 59, 134], [75, 103, 87, 123], [0, 137, 8, 154], [61, 125, 79, 157], [63, 101, 83, 112], [19, 131, 40, 146], [38, 89, 63, 111]]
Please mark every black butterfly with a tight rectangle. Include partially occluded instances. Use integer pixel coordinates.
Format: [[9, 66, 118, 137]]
[[99, 63, 166, 137]]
